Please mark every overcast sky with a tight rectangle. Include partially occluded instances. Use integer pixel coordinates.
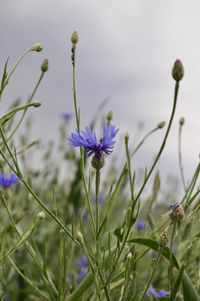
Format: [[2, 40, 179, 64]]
[[0, 0, 200, 190]]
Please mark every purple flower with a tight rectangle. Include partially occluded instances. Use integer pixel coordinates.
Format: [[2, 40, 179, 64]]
[[0, 174, 19, 189], [77, 256, 88, 283], [146, 286, 169, 299], [135, 220, 145, 230], [68, 122, 119, 159], [60, 112, 73, 121]]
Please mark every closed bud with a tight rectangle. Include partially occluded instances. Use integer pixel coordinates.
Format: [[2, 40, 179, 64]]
[[32, 101, 41, 107], [157, 121, 165, 129], [125, 132, 129, 141], [92, 156, 105, 170], [179, 117, 185, 126], [172, 59, 184, 82], [37, 211, 46, 220], [41, 59, 49, 73], [159, 228, 169, 247], [106, 111, 113, 122], [71, 31, 79, 45], [75, 230, 84, 245], [31, 43, 44, 52]]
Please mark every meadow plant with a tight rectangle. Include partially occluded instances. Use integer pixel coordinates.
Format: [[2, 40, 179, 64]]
[[0, 32, 199, 301]]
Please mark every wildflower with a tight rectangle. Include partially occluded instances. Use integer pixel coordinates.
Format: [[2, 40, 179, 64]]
[[168, 202, 184, 223], [61, 112, 73, 121], [77, 256, 88, 283], [0, 174, 19, 189], [68, 122, 119, 169], [159, 228, 169, 247], [135, 220, 145, 231], [146, 286, 169, 299]]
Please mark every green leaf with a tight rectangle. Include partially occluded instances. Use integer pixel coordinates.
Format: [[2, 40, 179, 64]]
[[128, 237, 179, 268], [170, 265, 185, 301]]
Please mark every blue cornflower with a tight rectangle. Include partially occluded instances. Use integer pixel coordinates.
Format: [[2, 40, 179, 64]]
[[77, 256, 88, 283], [0, 174, 19, 189], [68, 122, 119, 159], [146, 286, 169, 299], [135, 220, 145, 231], [60, 112, 73, 121]]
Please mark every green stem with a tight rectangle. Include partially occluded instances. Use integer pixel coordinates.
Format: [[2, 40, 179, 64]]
[[4, 48, 31, 92], [71, 44, 95, 231], [178, 123, 187, 192], [8, 256, 49, 300], [0, 192, 58, 298], [8, 72, 45, 140], [108, 80, 180, 282], [170, 223, 177, 296], [140, 247, 163, 301]]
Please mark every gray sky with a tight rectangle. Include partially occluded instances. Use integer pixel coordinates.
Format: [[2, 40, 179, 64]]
[[0, 0, 200, 188]]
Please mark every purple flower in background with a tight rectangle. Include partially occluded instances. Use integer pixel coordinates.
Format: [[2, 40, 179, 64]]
[[135, 220, 145, 230], [68, 122, 119, 159], [146, 286, 169, 299], [60, 112, 73, 121], [77, 256, 88, 283], [0, 174, 19, 189]]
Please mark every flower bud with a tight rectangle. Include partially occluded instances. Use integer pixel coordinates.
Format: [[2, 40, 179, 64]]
[[32, 101, 41, 107], [71, 31, 79, 45], [31, 43, 44, 52], [106, 111, 113, 122], [75, 230, 84, 245], [179, 117, 185, 126], [159, 228, 169, 247], [37, 211, 46, 220], [125, 132, 129, 142], [91, 156, 105, 170], [157, 121, 165, 129], [41, 59, 49, 73], [172, 59, 184, 82]]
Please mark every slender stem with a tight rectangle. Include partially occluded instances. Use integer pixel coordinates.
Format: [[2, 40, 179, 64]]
[[170, 223, 177, 295], [6, 48, 31, 85], [178, 123, 187, 192], [140, 247, 163, 301], [1, 192, 58, 298], [96, 169, 100, 237], [8, 256, 49, 300], [108, 80, 180, 282], [72, 45, 80, 132], [71, 43, 95, 231], [8, 72, 45, 140]]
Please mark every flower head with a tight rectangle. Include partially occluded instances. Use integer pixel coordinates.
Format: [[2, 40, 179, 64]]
[[0, 174, 19, 189], [168, 202, 184, 223], [135, 220, 145, 231], [61, 112, 73, 121], [68, 122, 119, 159], [77, 256, 88, 283], [146, 286, 169, 299]]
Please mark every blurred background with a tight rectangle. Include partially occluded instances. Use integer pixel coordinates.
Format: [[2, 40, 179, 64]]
[[0, 0, 199, 193]]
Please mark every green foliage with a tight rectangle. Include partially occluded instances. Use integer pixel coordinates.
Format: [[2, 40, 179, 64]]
[[0, 40, 199, 301]]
